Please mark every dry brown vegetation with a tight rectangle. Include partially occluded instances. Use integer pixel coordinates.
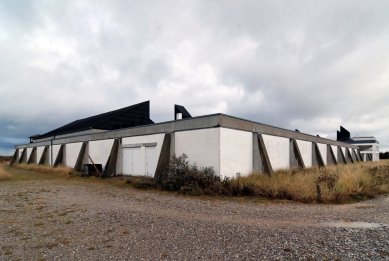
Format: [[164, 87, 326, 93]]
[[11, 164, 78, 176], [4, 164, 82, 182], [4, 158, 389, 204], [0, 155, 12, 163], [230, 161, 389, 203], [128, 155, 389, 203], [0, 163, 12, 181]]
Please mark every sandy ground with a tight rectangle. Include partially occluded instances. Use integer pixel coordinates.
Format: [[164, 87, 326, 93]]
[[1, 166, 389, 260]]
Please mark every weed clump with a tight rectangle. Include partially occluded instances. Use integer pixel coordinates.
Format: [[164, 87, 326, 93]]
[[125, 154, 230, 195], [12, 163, 80, 176], [160, 154, 230, 195], [125, 176, 155, 189], [0, 164, 12, 181]]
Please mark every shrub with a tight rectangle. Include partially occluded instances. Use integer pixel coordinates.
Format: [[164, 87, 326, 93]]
[[125, 176, 155, 189], [161, 154, 230, 195]]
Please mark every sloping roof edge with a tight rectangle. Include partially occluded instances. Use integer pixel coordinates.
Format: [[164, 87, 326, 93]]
[[34, 101, 153, 140]]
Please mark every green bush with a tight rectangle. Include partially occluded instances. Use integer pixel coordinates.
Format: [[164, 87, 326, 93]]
[[161, 154, 231, 195]]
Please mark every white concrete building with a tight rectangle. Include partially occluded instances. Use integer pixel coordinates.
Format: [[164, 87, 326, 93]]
[[336, 126, 379, 162], [347, 135, 379, 161], [12, 101, 364, 179]]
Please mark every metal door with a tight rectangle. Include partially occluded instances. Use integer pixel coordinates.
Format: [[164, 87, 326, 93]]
[[123, 147, 141, 175]]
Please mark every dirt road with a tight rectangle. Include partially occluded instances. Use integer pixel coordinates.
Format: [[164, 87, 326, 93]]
[[1, 166, 389, 260]]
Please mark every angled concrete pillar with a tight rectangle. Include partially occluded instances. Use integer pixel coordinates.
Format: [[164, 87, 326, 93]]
[[18, 148, 27, 164], [27, 147, 37, 164], [327, 144, 337, 166], [253, 133, 273, 175], [74, 142, 87, 171], [154, 133, 172, 185], [337, 146, 347, 164], [289, 139, 305, 168], [10, 149, 19, 166], [54, 144, 64, 167], [312, 142, 325, 167], [116, 139, 123, 175], [346, 148, 353, 163], [352, 149, 359, 162], [38, 146, 49, 165], [170, 132, 175, 157], [358, 150, 363, 162], [101, 139, 120, 178]]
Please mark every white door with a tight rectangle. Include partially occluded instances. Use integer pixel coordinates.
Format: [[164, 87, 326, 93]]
[[123, 147, 141, 175], [145, 146, 156, 177]]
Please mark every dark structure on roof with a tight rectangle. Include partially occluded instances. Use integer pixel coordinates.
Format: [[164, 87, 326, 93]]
[[32, 101, 154, 141], [174, 104, 192, 120], [336, 126, 350, 142]]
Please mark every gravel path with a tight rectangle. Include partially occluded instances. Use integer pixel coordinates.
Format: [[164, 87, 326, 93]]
[[1, 178, 389, 261]]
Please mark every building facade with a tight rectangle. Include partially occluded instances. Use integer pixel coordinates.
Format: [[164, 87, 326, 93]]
[[11, 102, 365, 179]]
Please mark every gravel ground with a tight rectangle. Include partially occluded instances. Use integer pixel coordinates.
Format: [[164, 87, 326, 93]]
[[1, 178, 389, 261]]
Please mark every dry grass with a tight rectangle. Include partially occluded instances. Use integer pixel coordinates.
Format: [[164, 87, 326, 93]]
[[0, 163, 12, 180], [5, 159, 389, 204], [231, 161, 389, 203], [0, 155, 12, 163], [125, 155, 389, 203], [11, 164, 77, 176], [5, 163, 82, 181]]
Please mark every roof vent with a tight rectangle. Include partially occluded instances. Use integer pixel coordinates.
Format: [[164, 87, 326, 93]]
[[174, 105, 192, 120]]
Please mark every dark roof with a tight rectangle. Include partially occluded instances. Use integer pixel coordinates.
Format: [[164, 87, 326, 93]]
[[174, 104, 192, 120], [29, 134, 42, 139], [34, 101, 154, 140], [336, 125, 350, 141]]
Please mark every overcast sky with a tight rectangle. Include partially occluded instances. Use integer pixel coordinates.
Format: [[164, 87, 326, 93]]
[[1, 0, 389, 155]]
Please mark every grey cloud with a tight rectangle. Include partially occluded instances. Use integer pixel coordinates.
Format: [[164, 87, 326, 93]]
[[0, 0, 389, 153]]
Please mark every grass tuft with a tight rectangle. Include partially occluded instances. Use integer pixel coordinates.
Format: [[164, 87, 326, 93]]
[[11, 163, 78, 176], [0, 163, 12, 180]]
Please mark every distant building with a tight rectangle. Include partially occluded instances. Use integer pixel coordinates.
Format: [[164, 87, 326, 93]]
[[336, 126, 379, 161]]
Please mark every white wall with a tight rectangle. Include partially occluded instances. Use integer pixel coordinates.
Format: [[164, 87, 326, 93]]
[[26, 148, 33, 162], [296, 140, 312, 168], [354, 149, 359, 161], [122, 133, 165, 176], [50, 145, 61, 166], [346, 148, 354, 161], [262, 134, 289, 170], [220, 128, 252, 178], [373, 144, 380, 161], [175, 128, 220, 175], [340, 147, 346, 158], [317, 143, 327, 165], [330, 145, 338, 162], [37, 146, 45, 163], [88, 139, 114, 166], [65, 142, 83, 168]]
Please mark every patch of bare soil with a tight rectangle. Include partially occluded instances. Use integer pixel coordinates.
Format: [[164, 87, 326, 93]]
[[0, 170, 388, 260]]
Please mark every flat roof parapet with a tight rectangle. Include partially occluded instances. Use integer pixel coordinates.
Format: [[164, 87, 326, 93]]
[[15, 114, 359, 149]]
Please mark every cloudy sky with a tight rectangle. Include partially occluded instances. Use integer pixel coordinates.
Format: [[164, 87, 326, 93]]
[[1, 0, 389, 155]]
